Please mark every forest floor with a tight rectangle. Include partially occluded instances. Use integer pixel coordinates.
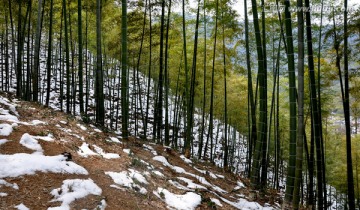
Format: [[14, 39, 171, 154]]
[[0, 92, 281, 210]]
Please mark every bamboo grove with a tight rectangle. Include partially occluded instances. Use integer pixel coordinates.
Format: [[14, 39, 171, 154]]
[[0, 0, 360, 209]]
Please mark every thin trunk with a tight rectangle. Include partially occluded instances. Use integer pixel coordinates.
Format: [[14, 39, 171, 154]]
[[46, 0, 54, 106], [284, 0, 297, 204], [164, 0, 172, 146], [182, 0, 189, 152], [293, 0, 304, 207], [244, 0, 257, 178], [344, 0, 355, 208], [186, 0, 200, 158], [121, 0, 129, 138], [250, 0, 266, 191], [95, 0, 105, 126], [198, 0, 207, 159], [204, 0, 219, 161], [305, 0, 324, 207], [78, 0, 84, 115], [221, 9, 228, 170], [32, 0, 44, 101]]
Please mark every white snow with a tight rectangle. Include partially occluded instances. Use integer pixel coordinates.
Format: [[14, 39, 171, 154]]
[[77, 142, 99, 157], [0, 139, 9, 145], [108, 137, 122, 144], [219, 196, 274, 210], [106, 169, 148, 194], [30, 120, 47, 125], [143, 144, 157, 155], [153, 170, 165, 177], [94, 128, 102, 133], [32, 133, 55, 142], [180, 155, 192, 164], [0, 153, 88, 178], [0, 123, 13, 136], [234, 181, 245, 191], [96, 199, 107, 210], [153, 156, 171, 167], [49, 179, 102, 210], [154, 187, 202, 210], [128, 169, 148, 185], [15, 203, 29, 210], [0, 192, 8, 197], [19, 133, 43, 153], [0, 179, 19, 189], [93, 145, 120, 159], [168, 180, 191, 191], [177, 177, 206, 190], [210, 198, 223, 207], [0, 97, 19, 116], [76, 124, 87, 131], [123, 148, 131, 154]]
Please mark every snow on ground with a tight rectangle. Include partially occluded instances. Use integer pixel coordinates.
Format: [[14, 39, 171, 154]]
[[153, 170, 165, 177], [93, 145, 120, 159], [177, 177, 206, 190], [154, 187, 202, 210], [31, 133, 55, 142], [0, 96, 19, 116], [0, 153, 88, 178], [234, 181, 245, 191], [30, 120, 47, 125], [210, 198, 223, 207], [49, 179, 102, 210], [143, 144, 158, 155], [0, 179, 19, 190], [0, 123, 13, 136], [123, 148, 131, 155], [77, 123, 87, 131], [107, 136, 122, 144], [77, 143, 120, 159], [106, 169, 148, 195], [168, 180, 191, 191], [0, 139, 9, 145], [180, 155, 192, 164], [15, 203, 29, 210], [153, 155, 227, 194], [0, 107, 19, 122], [77, 142, 99, 157], [219, 196, 274, 210], [19, 133, 43, 153]]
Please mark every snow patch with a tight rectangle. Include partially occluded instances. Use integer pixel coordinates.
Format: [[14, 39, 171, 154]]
[[0, 139, 9, 145], [154, 187, 201, 210], [0, 124, 13, 136], [180, 155, 192, 164], [49, 179, 102, 210], [77, 143, 99, 157], [76, 124, 87, 131], [15, 203, 29, 210], [0, 153, 88, 178], [19, 133, 43, 153], [93, 145, 120, 159], [106, 169, 148, 195], [30, 120, 47, 125], [0, 179, 19, 189]]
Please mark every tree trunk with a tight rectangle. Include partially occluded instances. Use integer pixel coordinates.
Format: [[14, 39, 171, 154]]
[[46, 0, 54, 106], [95, 0, 105, 126]]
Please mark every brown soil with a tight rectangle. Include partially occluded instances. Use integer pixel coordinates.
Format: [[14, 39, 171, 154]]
[[0, 94, 279, 210]]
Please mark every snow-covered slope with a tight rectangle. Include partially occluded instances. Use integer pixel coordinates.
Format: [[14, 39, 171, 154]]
[[0, 93, 280, 209]]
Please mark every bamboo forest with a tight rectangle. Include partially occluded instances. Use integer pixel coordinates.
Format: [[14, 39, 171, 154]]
[[0, 0, 360, 209]]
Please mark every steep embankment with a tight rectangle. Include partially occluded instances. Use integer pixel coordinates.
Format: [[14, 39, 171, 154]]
[[0, 92, 280, 209]]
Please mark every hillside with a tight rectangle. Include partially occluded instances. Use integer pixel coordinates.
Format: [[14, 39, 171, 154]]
[[0, 92, 280, 210]]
